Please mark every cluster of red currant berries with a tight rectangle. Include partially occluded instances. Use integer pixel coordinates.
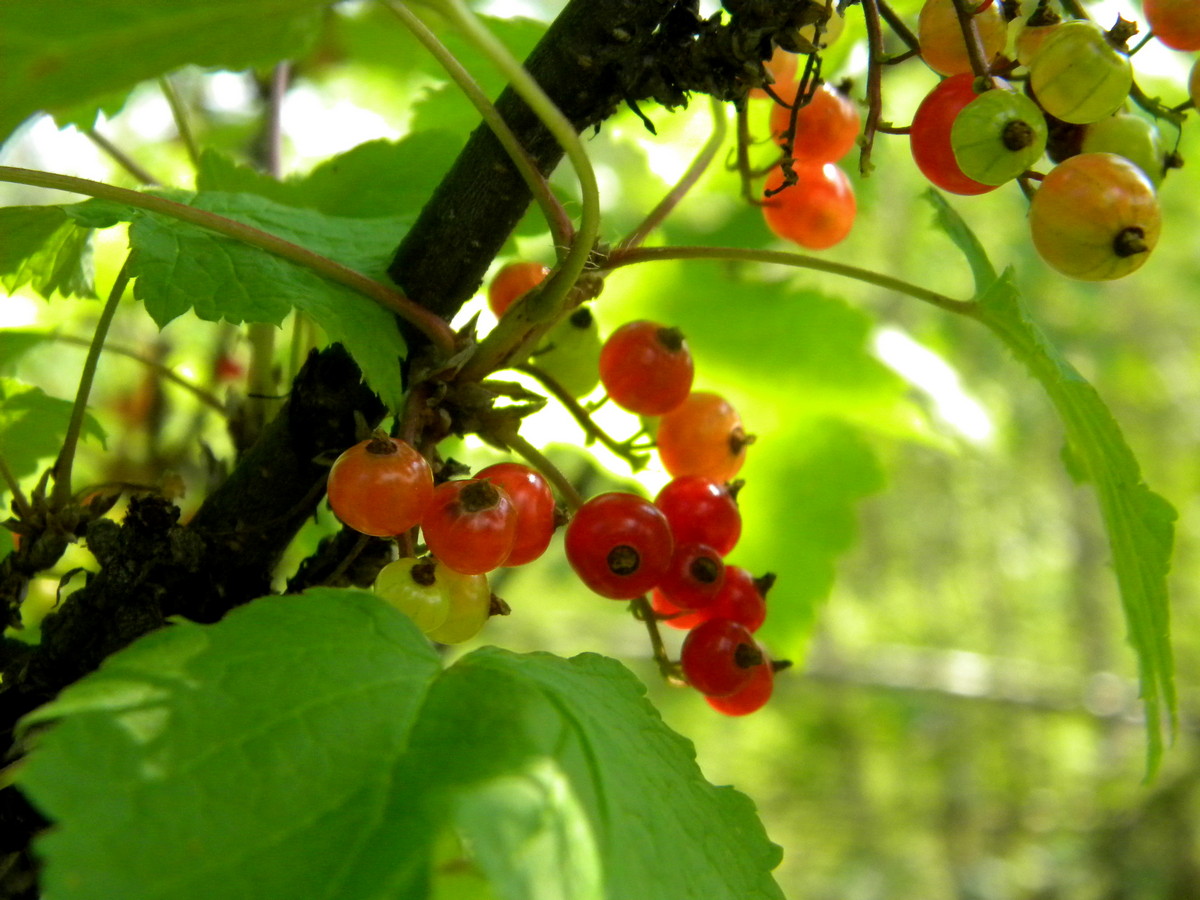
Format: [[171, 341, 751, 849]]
[[754, 0, 1194, 282], [326, 434, 556, 644]]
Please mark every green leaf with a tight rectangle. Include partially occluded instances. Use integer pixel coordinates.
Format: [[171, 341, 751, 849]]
[[0, 206, 95, 299], [196, 133, 460, 219], [394, 649, 786, 900], [0, 0, 329, 141], [928, 195, 1177, 774], [0, 377, 106, 483], [0, 331, 56, 372], [18, 590, 444, 900], [86, 191, 411, 411]]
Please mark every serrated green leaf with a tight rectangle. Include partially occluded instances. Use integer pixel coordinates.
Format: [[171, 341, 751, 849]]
[[0, 206, 95, 299], [18, 590, 444, 900], [0, 0, 330, 141], [0, 377, 105, 483], [18, 598, 783, 900], [87, 191, 411, 411], [391, 649, 786, 900], [928, 197, 1177, 775]]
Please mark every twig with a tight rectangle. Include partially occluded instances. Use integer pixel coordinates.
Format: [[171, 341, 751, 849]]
[[516, 363, 649, 469], [384, 1, 574, 254], [53, 257, 133, 506], [860, 0, 887, 176], [617, 97, 729, 251], [0, 166, 459, 356], [48, 334, 227, 414], [0, 455, 33, 520], [159, 76, 202, 172], [603, 245, 977, 318], [82, 128, 161, 186]]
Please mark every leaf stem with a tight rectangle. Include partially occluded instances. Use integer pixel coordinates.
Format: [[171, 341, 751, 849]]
[[82, 127, 161, 186], [384, 1, 574, 253], [516, 363, 648, 469], [0, 165, 458, 356], [0, 454, 33, 520], [53, 257, 133, 506], [604, 245, 977, 317], [47, 334, 227, 415], [494, 426, 584, 511], [159, 76, 202, 173], [429, 0, 601, 380], [617, 98, 728, 252]]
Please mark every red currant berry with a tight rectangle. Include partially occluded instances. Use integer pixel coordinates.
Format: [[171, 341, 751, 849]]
[[474, 462, 557, 567], [374, 558, 450, 633], [680, 618, 765, 697], [654, 566, 771, 632], [706, 658, 776, 716], [327, 435, 434, 537], [654, 476, 742, 556], [421, 479, 517, 575], [598, 321, 695, 416], [564, 492, 674, 599], [1145, 0, 1200, 51], [910, 74, 998, 196], [656, 392, 750, 484], [918, 0, 1008, 76], [761, 162, 856, 250], [656, 543, 725, 611], [488, 260, 550, 318], [651, 588, 710, 631], [425, 566, 494, 644], [769, 82, 861, 164]]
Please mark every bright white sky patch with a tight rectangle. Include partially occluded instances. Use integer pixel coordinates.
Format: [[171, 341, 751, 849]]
[[281, 86, 401, 166], [873, 326, 994, 444]]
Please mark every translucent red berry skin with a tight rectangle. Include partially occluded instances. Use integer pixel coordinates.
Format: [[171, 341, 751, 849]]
[[706, 660, 775, 715], [769, 83, 861, 163], [681, 618, 763, 697], [656, 392, 748, 484], [654, 565, 768, 631], [475, 462, 557, 567], [598, 321, 695, 416], [910, 74, 998, 196], [761, 162, 856, 250], [654, 476, 742, 557], [488, 261, 550, 317], [327, 437, 434, 537], [421, 479, 517, 575], [564, 492, 674, 599], [655, 542, 725, 611]]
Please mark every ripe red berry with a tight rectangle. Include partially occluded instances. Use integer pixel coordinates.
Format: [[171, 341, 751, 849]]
[[680, 618, 765, 697], [653, 565, 770, 632], [598, 321, 695, 416], [769, 82, 861, 164], [564, 492, 674, 599], [655, 542, 725, 612], [654, 476, 742, 556], [761, 162, 856, 250], [706, 659, 776, 716], [488, 260, 550, 317], [421, 479, 517, 575], [327, 435, 434, 537], [656, 392, 750, 484], [474, 462, 557, 567], [910, 74, 998, 196]]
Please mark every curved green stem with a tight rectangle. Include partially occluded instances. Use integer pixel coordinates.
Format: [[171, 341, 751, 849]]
[[428, 0, 601, 382], [604, 245, 977, 317], [53, 257, 133, 506], [0, 165, 458, 356], [384, 0, 574, 253], [617, 98, 728, 252], [159, 76, 202, 173], [48, 334, 227, 415], [82, 127, 162, 186], [496, 427, 583, 511]]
